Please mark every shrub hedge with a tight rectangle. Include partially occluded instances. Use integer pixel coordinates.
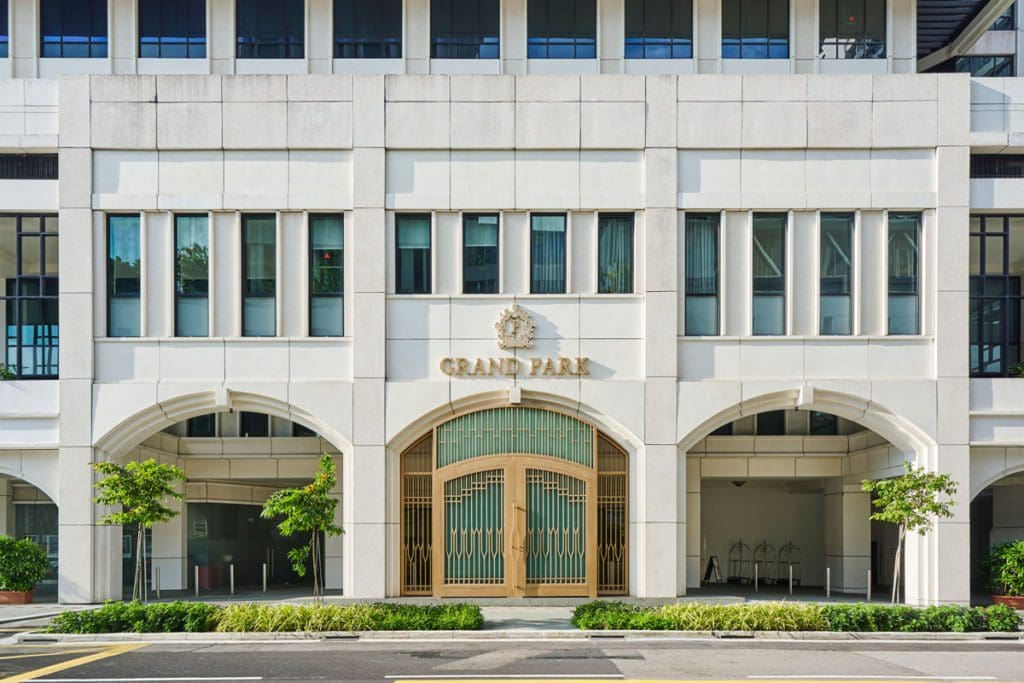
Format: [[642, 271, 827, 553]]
[[572, 601, 1021, 633], [48, 601, 220, 634]]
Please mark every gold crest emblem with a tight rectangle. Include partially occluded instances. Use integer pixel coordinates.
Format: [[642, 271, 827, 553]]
[[495, 304, 535, 350]]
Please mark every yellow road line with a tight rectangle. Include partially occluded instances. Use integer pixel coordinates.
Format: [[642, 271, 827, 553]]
[[0, 649, 107, 662], [0, 643, 146, 683]]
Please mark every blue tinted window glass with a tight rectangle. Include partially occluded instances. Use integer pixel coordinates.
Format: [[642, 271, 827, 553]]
[[432, 0, 500, 59], [528, 0, 596, 59], [334, 0, 403, 58], [624, 0, 693, 59], [0, 0, 9, 59], [237, 0, 304, 59], [139, 0, 206, 59], [40, 0, 108, 59], [721, 0, 788, 59], [107, 215, 141, 338], [819, 0, 886, 59]]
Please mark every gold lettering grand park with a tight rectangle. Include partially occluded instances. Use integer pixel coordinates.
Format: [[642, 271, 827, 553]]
[[439, 356, 591, 377]]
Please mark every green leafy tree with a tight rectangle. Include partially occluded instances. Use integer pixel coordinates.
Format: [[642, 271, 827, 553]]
[[261, 454, 343, 602], [93, 459, 186, 602], [862, 462, 958, 604]]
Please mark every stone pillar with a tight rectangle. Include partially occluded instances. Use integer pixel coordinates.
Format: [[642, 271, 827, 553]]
[[150, 485, 186, 591], [598, 0, 625, 73], [0, 479, 11, 535], [11, 0, 40, 79], [502, 0, 527, 74], [824, 481, 871, 595], [324, 487, 344, 590], [685, 459, 702, 588]]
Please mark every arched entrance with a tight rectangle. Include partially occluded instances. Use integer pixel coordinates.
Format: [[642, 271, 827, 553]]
[[400, 406, 628, 597]]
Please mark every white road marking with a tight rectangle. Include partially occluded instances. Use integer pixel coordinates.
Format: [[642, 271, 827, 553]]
[[752, 677, 998, 681]]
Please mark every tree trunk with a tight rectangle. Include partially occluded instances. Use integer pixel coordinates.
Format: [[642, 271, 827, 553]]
[[891, 526, 905, 605], [135, 525, 145, 602], [311, 531, 319, 603]]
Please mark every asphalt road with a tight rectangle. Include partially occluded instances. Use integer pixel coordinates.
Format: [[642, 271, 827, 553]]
[[1, 638, 1023, 683]]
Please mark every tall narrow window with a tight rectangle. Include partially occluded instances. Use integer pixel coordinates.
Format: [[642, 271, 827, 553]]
[[722, 0, 789, 59], [819, 0, 885, 59], [41, 0, 109, 58], [0, 0, 9, 59], [242, 214, 276, 337], [625, 0, 693, 59], [174, 215, 209, 338], [528, 0, 596, 59], [463, 214, 499, 294], [530, 214, 567, 294], [432, 0, 499, 59], [888, 213, 920, 335], [236, 0, 304, 59], [685, 214, 719, 336], [139, 0, 206, 59], [310, 214, 344, 337], [334, 0, 402, 58], [396, 214, 432, 295], [820, 213, 853, 335], [0, 215, 59, 379], [969, 215, 1023, 376], [752, 214, 786, 335], [598, 214, 634, 294], [107, 215, 141, 338]]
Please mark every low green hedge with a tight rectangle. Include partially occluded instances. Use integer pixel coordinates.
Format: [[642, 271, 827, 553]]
[[572, 601, 1021, 633], [47, 601, 484, 634]]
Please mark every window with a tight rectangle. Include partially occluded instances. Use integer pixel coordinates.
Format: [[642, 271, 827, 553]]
[[752, 214, 786, 335], [819, 0, 885, 59], [174, 215, 209, 338], [625, 0, 693, 59], [139, 0, 206, 58], [334, 0, 402, 58], [528, 0, 596, 59], [993, 3, 1016, 30], [310, 214, 344, 337], [396, 214, 432, 295], [239, 412, 269, 438], [887, 213, 920, 335], [530, 214, 567, 294], [0, 215, 58, 379], [756, 410, 786, 435], [685, 214, 719, 336], [463, 214, 499, 294], [809, 411, 838, 435], [971, 155, 1024, 179], [187, 414, 216, 438], [722, 0, 789, 59], [0, 0, 9, 59], [107, 215, 141, 338], [598, 214, 634, 294], [432, 0, 499, 59], [41, 0, 108, 58], [820, 213, 853, 335], [236, 0, 304, 59], [970, 215, 1023, 377], [292, 422, 316, 437], [709, 423, 733, 436], [0, 155, 58, 180], [242, 214, 276, 337], [951, 55, 1015, 77]]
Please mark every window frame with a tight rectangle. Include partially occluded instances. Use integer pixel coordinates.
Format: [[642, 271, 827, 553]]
[[173, 214, 210, 338], [40, 0, 109, 59], [462, 213, 500, 295], [969, 214, 1023, 377], [684, 213, 721, 336], [819, 212, 854, 336], [236, 0, 305, 59], [431, 0, 500, 59], [241, 213, 277, 338], [596, 213, 635, 295], [722, 0, 790, 59], [886, 212, 921, 336], [529, 212, 568, 295], [818, 0, 886, 60], [106, 214, 142, 339], [333, 0, 403, 59], [751, 212, 788, 336], [625, 0, 694, 59], [309, 213, 345, 337], [527, 0, 597, 59], [395, 213, 433, 295], [138, 0, 207, 59]]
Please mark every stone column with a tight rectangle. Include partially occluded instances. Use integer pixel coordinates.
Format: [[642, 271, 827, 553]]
[[323, 486, 344, 590], [824, 481, 871, 595], [0, 479, 11, 535], [685, 459, 702, 588], [150, 484, 186, 591]]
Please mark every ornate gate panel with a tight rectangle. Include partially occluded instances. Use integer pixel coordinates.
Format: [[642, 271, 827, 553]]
[[436, 468, 507, 596], [523, 469, 590, 595]]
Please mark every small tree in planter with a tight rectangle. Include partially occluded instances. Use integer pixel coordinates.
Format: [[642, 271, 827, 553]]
[[862, 462, 958, 604], [93, 459, 186, 602], [0, 536, 50, 603], [983, 541, 1024, 608], [261, 454, 343, 603]]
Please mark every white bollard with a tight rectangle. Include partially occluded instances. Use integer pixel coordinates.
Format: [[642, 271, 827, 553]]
[[230, 564, 235, 595], [826, 567, 831, 599], [194, 565, 199, 597], [788, 564, 793, 596], [754, 562, 759, 592], [155, 566, 161, 600], [867, 569, 872, 602], [262, 563, 268, 593]]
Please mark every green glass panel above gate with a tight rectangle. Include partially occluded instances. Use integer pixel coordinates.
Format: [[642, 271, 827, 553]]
[[525, 469, 587, 586], [443, 470, 505, 585], [436, 407, 594, 468]]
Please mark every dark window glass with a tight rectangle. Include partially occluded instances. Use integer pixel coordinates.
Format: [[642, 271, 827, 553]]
[[396, 214, 432, 294], [0, 215, 59, 379], [107, 215, 141, 338], [969, 215, 1023, 377], [530, 214, 567, 294], [41, 0, 108, 58], [888, 213, 920, 335], [239, 412, 269, 438], [722, 0, 788, 59], [242, 214, 276, 337], [598, 214, 634, 294], [756, 410, 786, 435], [952, 55, 1015, 77], [992, 4, 1016, 30], [0, 0, 9, 59], [334, 0, 402, 58], [819, 0, 885, 59], [175, 215, 209, 338], [528, 0, 596, 59], [187, 414, 216, 437], [625, 0, 693, 59], [752, 213, 786, 335], [0, 155, 59, 180], [820, 213, 853, 335], [709, 423, 733, 436], [310, 214, 344, 336], [139, 0, 206, 58], [463, 214, 499, 294], [432, 0, 499, 58], [685, 213, 719, 336], [292, 422, 316, 437], [809, 411, 838, 435], [971, 155, 1024, 178], [237, 0, 304, 59]]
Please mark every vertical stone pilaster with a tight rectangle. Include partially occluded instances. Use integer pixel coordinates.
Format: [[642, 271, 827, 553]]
[[824, 482, 871, 595]]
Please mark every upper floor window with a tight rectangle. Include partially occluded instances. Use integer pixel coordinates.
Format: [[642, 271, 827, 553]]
[[187, 414, 216, 438], [820, 213, 853, 335], [993, 3, 1016, 30], [463, 214, 499, 294], [237, 0, 304, 59], [684, 213, 719, 336], [239, 411, 270, 438], [952, 55, 1015, 77], [432, 0, 499, 59], [310, 214, 344, 337], [242, 214, 276, 337], [530, 214, 567, 294], [0, 1, 9, 59], [1, 215, 58, 379], [722, 0, 788, 59], [598, 214, 634, 294], [887, 212, 920, 335], [41, 0, 108, 58], [756, 410, 786, 435], [334, 0, 402, 58], [752, 214, 786, 335], [970, 215, 1023, 377], [140, 0, 206, 59], [625, 0, 693, 59], [174, 215, 209, 338], [809, 411, 838, 435], [107, 215, 141, 338], [396, 214, 432, 295], [819, 0, 885, 59], [528, 0, 596, 59]]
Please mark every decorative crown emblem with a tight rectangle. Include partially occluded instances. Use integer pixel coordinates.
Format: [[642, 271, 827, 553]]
[[495, 304, 535, 350]]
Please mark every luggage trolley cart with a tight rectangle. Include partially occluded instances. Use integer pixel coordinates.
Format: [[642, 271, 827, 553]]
[[727, 539, 752, 583], [777, 541, 802, 587], [753, 540, 776, 585]]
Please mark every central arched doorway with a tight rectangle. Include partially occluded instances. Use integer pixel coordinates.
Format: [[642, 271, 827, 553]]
[[400, 406, 628, 597]]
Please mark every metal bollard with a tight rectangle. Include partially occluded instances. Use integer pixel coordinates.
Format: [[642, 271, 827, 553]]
[[262, 562, 268, 593], [867, 569, 872, 602], [826, 567, 831, 599], [194, 565, 199, 597], [155, 566, 161, 600], [230, 564, 235, 595], [788, 564, 793, 596], [754, 562, 759, 592]]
